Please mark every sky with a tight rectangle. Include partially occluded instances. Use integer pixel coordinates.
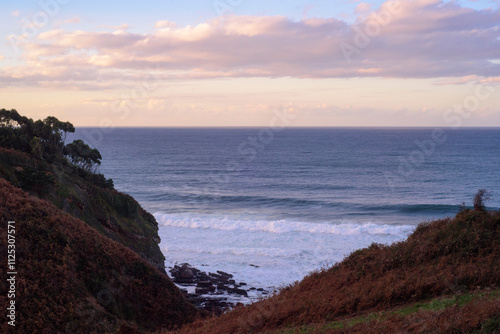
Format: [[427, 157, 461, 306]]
[[1, 0, 500, 127]]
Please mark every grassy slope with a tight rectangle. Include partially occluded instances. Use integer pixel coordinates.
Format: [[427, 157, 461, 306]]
[[172, 208, 500, 334], [0, 178, 199, 333], [267, 289, 500, 333], [0, 147, 166, 271]]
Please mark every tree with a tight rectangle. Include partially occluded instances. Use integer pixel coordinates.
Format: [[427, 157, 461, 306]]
[[0, 108, 34, 153], [0, 108, 31, 128], [32, 116, 75, 161], [64, 139, 102, 171], [30, 137, 43, 159], [42, 116, 75, 143]]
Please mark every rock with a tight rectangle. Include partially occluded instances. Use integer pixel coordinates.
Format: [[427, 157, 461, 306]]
[[181, 268, 194, 278], [217, 270, 233, 278], [233, 288, 248, 297], [196, 281, 213, 288], [195, 286, 215, 294], [209, 272, 222, 280], [170, 263, 265, 314]]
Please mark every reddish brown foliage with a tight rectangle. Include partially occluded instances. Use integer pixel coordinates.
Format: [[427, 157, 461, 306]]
[[342, 296, 500, 334], [0, 178, 199, 333], [172, 208, 500, 334]]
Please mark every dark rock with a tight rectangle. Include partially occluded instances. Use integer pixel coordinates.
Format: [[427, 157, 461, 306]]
[[217, 270, 233, 278], [181, 268, 194, 278], [170, 263, 267, 314], [196, 281, 213, 288], [195, 286, 215, 294], [233, 288, 248, 297]]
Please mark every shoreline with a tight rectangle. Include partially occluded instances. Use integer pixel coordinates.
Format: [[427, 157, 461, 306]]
[[168, 263, 272, 314]]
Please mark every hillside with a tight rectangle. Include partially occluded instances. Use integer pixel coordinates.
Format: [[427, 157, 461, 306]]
[[172, 200, 500, 333], [0, 109, 201, 332], [0, 109, 165, 271], [0, 178, 198, 333], [1, 109, 498, 333]]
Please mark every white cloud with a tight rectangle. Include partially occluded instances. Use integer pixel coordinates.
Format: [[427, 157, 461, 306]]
[[1, 0, 499, 89]]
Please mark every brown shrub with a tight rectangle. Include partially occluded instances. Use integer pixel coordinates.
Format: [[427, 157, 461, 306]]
[[171, 205, 499, 334], [0, 178, 199, 333]]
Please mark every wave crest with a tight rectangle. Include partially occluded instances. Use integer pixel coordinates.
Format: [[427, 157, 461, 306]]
[[154, 213, 415, 236]]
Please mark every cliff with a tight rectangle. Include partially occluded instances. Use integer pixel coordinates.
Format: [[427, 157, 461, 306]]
[[0, 110, 200, 333], [0, 178, 198, 333], [0, 146, 166, 272]]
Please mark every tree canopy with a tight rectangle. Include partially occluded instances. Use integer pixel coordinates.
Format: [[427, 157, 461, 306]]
[[0, 108, 99, 170], [64, 139, 102, 170]]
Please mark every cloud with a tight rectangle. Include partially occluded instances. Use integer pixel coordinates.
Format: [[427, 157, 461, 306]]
[[2, 0, 500, 89], [11, 10, 20, 17], [355, 3, 372, 14]]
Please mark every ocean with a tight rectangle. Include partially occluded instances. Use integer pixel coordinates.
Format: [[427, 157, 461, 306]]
[[68, 127, 500, 293]]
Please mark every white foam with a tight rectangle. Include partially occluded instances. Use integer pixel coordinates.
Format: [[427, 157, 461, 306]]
[[156, 213, 416, 292], [155, 213, 414, 236]]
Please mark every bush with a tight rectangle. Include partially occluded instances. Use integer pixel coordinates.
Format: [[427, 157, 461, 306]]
[[473, 189, 492, 212]]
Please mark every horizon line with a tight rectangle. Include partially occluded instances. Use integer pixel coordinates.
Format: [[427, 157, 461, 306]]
[[72, 125, 500, 129]]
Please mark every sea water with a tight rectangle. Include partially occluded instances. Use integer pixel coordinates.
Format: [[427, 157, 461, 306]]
[[68, 128, 500, 291]]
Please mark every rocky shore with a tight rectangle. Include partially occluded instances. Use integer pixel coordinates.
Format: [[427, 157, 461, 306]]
[[168, 263, 271, 314]]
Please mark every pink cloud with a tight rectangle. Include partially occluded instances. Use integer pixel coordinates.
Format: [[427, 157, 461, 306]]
[[2, 0, 500, 89], [355, 3, 372, 14]]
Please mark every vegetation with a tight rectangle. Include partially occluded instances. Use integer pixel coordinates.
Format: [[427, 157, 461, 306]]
[[172, 191, 499, 334], [0, 179, 199, 333], [0, 109, 75, 163], [0, 110, 166, 270], [1, 109, 498, 333], [474, 189, 492, 212], [64, 139, 102, 171]]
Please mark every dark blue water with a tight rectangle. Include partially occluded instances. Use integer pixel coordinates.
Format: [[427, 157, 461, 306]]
[[69, 127, 500, 224], [67, 127, 500, 289]]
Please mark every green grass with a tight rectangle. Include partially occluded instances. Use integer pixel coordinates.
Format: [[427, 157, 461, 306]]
[[268, 289, 500, 334]]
